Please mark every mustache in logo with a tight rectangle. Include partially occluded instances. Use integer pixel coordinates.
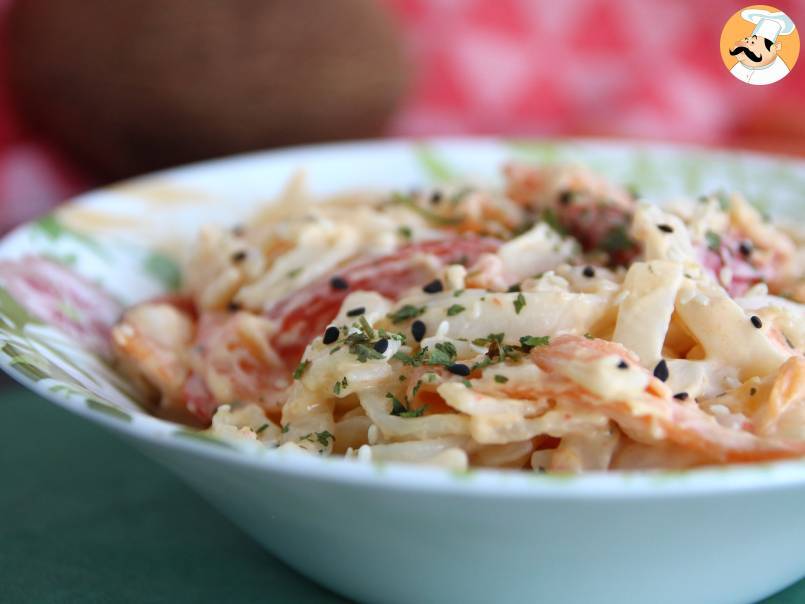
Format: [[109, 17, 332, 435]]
[[730, 45, 763, 62]]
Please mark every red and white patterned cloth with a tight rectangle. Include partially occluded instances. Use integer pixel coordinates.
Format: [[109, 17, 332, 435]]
[[1, 0, 803, 232], [386, 0, 804, 140]]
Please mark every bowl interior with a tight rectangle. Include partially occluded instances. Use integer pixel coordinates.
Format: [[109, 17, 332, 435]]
[[3, 137, 805, 492]]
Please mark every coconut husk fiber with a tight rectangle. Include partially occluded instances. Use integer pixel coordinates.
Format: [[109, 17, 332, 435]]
[[7, 0, 408, 179]]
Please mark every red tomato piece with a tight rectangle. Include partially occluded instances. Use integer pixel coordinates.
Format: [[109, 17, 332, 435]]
[[181, 236, 500, 423], [267, 236, 501, 362], [556, 204, 640, 266]]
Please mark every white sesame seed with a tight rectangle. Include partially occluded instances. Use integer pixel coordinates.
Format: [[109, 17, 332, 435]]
[[719, 267, 733, 288], [357, 444, 373, 462], [678, 288, 697, 305], [367, 425, 380, 445]]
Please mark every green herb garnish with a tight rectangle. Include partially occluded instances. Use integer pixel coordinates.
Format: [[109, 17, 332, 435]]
[[513, 292, 526, 315], [356, 315, 374, 337], [401, 407, 426, 418], [716, 191, 731, 211], [387, 392, 427, 418], [353, 344, 384, 363], [705, 230, 722, 252], [600, 225, 634, 253], [377, 329, 406, 343], [333, 376, 348, 395], [447, 304, 465, 316], [542, 208, 566, 234], [293, 360, 310, 380], [387, 304, 426, 324], [428, 341, 457, 366], [393, 349, 426, 367], [519, 335, 550, 349], [315, 431, 335, 447]]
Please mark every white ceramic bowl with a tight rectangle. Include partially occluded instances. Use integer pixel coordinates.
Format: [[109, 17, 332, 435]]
[[3, 138, 805, 604]]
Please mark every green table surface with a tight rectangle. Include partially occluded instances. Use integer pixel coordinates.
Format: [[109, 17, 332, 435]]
[[1, 381, 804, 604]]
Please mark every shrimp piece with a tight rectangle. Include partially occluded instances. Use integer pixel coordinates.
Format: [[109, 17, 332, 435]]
[[404, 365, 456, 415], [504, 163, 634, 212], [399, 189, 526, 239], [612, 439, 711, 470], [458, 191, 527, 238], [526, 335, 805, 464], [464, 253, 514, 291], [112, 301, 194, 411], [504, 163, 639, 266], [706, 357, 805, 441], [187, 310, 288, 421], [758, 357, 805, 439], [728, 194, 796, 287]]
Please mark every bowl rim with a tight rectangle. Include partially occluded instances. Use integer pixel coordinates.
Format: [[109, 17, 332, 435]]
[[78, 134, 805, 186], [4, 135, 805, 499]]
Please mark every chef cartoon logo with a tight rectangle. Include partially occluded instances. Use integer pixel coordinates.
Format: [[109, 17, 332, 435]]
[[720, 5, 799, 85]]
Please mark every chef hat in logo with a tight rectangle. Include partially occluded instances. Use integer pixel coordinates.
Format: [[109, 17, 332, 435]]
[[741, 9, 796, 42]]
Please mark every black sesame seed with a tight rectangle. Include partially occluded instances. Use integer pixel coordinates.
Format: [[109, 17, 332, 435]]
[[226, 301, 241, 313], [738, 241, 753, 257], [657, 224, 674, 234], [447, 363, 471, 376], [673, 392, 689, 401], [423, 279, 444, 294], [346, 307, 365, 317], [373, 339, 389, 354], [582, 266, 596, 278], [653, 359, 669, 382], [617, 360, 628, 369], [411, 320, 426, 342], [750, 387, 757, 396], [330, 276, 349, 290], [430, 191, 443, 204], [751, 315, 763, 329], [231, 250, 248, 263], [322, 326, 340, 345], [558, 190, 574, 206], [507, 283, 521, 293]]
